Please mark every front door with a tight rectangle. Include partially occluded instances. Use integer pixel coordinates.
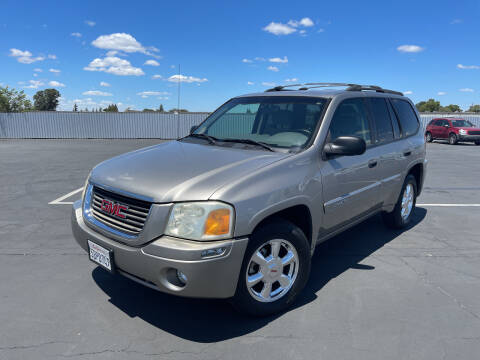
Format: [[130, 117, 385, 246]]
[[321, 98, 381, 231]]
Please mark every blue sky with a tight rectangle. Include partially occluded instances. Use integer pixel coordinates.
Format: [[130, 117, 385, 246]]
[[1, 0, 479, 111]]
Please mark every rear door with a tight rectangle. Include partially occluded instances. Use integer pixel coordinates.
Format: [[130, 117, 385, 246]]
[[367, 97, 405, 205], [438, 119, 450, 139], [321, 98, 381, 231]]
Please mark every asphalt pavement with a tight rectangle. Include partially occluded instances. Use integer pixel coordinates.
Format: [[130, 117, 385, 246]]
[[1, 139, 479, 360]]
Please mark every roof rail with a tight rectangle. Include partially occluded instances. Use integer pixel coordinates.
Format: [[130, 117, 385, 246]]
[[264, 82, 403, 96]]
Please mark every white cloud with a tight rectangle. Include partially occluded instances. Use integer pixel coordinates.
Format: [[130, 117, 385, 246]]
[[49, 80, 65, 87], [91, 33, 159, 56], [106, 50, 119, 57], [262, 82, 276, 87], [450, 19, 462, 24], [263, 22, 297, 35], [100, 81, 110, 87], [152, 74, 163, 79], [47, 54, 56, 59], [136, 91, 170, 98], [242, 58, 253, 63], [71, 32, 82, 37], [82, 90, 113, 96], [49, 68, 60, 73], [167, 74, 208, 83], [459, 88, 474, 92], [85, 20, 96, 27], [267, 66, 279, 72], [33, 73, 38, 77], [288, 17, 314, 27], [24, 80, 44, 89], [247, 81, 254, 85], [285, 78, 298, 82], [269, 56, 288, 63], [397, 45, 424, 53], [403, 90, 413, 95], [9, 48, 45, 64], [144, 59, 160, 66], [457, 64, 480, 70], [317, 28, 325, 33], [255, 57, 266, 61], [84, 56, 145, 76], [33, 68, 42, 72], [437, 92, 447, 95]]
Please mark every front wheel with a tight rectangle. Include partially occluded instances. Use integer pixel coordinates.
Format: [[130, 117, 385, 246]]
[[425, 132, 433, 142], [449, 133, 458, 145], [382, 174, 417, 229], [231, 220, 311, 317]]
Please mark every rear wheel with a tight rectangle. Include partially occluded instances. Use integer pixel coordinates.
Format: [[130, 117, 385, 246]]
[[449, 133, 458, 145], [382, 174, 417, 229], [425, 132, 433, 142], [231, 220, 311, 317], [475, 140, 480, 146]]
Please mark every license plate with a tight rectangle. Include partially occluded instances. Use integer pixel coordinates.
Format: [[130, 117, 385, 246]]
[[88, 240, 114, 272]]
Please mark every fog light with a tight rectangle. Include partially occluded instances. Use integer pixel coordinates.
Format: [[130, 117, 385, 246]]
[[176, 270, 188, 285], [201, 247, 226, 258]]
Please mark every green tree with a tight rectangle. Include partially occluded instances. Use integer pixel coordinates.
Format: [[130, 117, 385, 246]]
[[103, 104, 119, 112], [0, 86, 33, 112], [33, 88, 60, 111], [441, 104, 462, 113], [73, 103, 78, 112], [142, 108, 154, 112], [415, 99, 441, 112], [158, 104, 165, 112], [468, 104, 480, 113]]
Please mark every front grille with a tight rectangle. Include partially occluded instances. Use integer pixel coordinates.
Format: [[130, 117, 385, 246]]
[[468, 130, 480, 135], [90, 186, 151, 236]]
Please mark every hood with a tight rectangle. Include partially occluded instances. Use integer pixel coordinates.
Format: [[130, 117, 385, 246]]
[[89, 140, 290, 202]]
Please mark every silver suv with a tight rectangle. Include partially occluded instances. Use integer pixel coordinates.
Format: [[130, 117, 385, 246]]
[[72, 83, 427, 316]]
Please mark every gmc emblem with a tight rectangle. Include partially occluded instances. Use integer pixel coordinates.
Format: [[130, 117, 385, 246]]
[[100, 199, 128, 219]]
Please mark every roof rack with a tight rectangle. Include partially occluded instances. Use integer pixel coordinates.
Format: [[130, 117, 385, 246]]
[[264, 82, 403, 96]]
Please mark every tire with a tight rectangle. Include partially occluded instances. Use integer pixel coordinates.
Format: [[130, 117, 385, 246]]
[[425, 132, 433, 142], [382, 174, 417, 229], [475, 140, 480, 146], [231, 220, 311, 317], [449, 133, 457, 145]]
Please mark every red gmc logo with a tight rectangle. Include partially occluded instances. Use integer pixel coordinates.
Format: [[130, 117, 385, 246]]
[[100, 199, 128, 219]]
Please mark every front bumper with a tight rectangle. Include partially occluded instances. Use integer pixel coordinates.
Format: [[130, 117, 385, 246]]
[[72, 200, 248, 298], [458, 134, 480, 141]]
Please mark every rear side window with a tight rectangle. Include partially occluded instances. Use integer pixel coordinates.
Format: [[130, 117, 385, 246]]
[[428, 120, 436, 125], [391, 99, 419, 137], [328, 98, 371, 145], [369, 98, 394, 143]]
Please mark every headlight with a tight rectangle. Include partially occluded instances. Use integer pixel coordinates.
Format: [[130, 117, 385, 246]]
[[165, 202, 234, 241], [459, 129, 467, 135]]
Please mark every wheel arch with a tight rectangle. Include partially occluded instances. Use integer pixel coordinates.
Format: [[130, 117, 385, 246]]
[[407, 162, 424, 196]]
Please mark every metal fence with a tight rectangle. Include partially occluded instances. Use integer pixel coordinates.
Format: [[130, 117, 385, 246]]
[[1, 111, 480, 139]]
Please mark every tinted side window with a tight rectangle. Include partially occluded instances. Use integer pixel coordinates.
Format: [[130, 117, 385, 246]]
[[387, 101, 401, 138], [428, 120, 436, 125], [329, 98, 371, 145], [369, 98, 394, 143], [391, 99, 419, 136]]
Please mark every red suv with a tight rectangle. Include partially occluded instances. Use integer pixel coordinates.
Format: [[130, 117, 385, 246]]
[[425, 118, 480, 145]]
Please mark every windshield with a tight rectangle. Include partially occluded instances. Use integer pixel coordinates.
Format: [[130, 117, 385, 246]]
[[193, 96, 328, 150], [452, 120, 474, 127]]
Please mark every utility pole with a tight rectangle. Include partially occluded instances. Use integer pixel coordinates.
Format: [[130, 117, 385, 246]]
[[176, 64, 181, 138]]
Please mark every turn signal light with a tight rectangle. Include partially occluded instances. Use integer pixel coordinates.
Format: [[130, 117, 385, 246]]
[[204, 209, 230, 236]]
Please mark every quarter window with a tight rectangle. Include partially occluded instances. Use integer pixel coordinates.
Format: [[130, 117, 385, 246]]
[[391, 99, 420, 137], [329, 98, 371, 145], [369, 98, 394, 143]]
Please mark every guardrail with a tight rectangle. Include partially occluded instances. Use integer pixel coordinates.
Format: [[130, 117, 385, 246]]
[[1, 112, 479, 139]]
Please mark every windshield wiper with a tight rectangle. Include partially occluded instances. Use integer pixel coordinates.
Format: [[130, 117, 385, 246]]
[[183, 133, 218, 144], [220, 138, 275, 152]]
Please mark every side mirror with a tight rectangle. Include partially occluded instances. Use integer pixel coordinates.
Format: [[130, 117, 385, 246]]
[[444, 124, 450, 128], [190, 125, 198, 134], [324, 136, 366, 157]]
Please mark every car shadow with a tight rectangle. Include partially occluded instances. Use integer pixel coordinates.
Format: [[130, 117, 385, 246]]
[[92, 207, 427, 343]]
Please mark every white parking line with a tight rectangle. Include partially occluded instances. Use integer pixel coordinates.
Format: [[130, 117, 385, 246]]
[[417, 203, 480, 207], [49, 187, 83, 205]]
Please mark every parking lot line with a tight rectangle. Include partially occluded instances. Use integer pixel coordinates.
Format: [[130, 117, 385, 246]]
[[48, 187, 83, 205], [417, 203, 480, 207]]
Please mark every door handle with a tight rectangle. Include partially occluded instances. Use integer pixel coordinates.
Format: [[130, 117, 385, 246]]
[[403, 150, 412, 157], [368, 160, 378, 168]]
